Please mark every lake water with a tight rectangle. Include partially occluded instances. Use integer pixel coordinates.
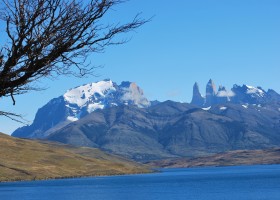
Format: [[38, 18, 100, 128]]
[[1, 165, 280, 200]]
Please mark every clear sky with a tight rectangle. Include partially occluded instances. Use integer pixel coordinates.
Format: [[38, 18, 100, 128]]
[[1, 0, 280, 134]]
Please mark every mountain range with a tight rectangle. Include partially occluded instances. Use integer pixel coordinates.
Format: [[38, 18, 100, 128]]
[[191, 79, 280, 107], [12, 79, 280, 161], [12, 79, 150, 139]]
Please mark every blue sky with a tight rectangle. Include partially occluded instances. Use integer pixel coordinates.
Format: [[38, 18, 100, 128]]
[[1, 0, 280, 134]]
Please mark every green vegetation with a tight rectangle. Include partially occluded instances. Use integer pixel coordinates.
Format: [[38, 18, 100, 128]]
[[0, 133, 151, 182]]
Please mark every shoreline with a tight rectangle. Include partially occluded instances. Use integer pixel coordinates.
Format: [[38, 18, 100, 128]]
[[147, 148, 280, 169], [2, 162, 280, 183], [0, 170, 154, 183], [0, 132, 152, 183]]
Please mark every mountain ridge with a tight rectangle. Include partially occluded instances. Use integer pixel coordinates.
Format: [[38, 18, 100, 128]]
[[11, 79, 280, 162], [46, 101, 280, 161], [12, 79, 150, 139], [191, 79, 280, 107]]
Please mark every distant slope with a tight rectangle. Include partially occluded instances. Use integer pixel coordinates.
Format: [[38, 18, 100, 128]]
[[148, 148, 280, 168], [47, 101, 280, 161], [47, 101, 197, 161], [0, 133, 150, 182]]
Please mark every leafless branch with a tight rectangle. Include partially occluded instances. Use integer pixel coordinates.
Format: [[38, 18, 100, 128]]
[[0, 110, 28, 123], [0, 0, 148, 119]]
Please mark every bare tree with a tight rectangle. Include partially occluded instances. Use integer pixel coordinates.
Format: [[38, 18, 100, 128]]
[[0, 0, 148, 120]]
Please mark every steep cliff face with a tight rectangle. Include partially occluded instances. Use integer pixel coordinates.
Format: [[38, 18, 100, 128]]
[[191, 82, 205, 106], [205, 79, 217, 106], [267, 89, 280, 103]]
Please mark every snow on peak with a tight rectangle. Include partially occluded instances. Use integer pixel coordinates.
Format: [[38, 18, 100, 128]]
[[62, 79, 150, 121], [67, 116, 79, 122], [121, 82, 150, 108], [245, 85, 265, 97], [202, 106, 211, 111], [87, 103, 105, 113], [63, 80, 115, 107]]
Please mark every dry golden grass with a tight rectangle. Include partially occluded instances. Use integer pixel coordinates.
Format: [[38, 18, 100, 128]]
[[148, 148, 280, 168], [0, 133, 151, 182]]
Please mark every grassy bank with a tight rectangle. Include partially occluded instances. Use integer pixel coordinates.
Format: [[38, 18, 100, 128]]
[[0, 133, 151, 182]]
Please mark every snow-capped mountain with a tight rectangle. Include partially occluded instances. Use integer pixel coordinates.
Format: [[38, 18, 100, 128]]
[[63, 79, 150, 121], [191, 79, 280, 107], [12, 79, 150, 139], [11, 79, 280, 161]]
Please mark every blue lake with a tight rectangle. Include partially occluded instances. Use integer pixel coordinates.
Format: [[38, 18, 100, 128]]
[[1, 164, 280, 200]]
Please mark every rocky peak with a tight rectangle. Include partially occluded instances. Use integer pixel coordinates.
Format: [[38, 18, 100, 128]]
[[120, 82, 151, 108], [267, 89, 280, 103], [216, 85, 232, 103], [191, 80, 280, 107], [205, 79, 217, 106], [191, 82, 205, 107], [218, 85, 226, 91], [206, 79, 216, 96], [231, 84, 266, 104]]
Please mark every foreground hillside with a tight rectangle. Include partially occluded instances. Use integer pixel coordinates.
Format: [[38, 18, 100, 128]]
[[0, 133, 150, 182], [148, 148, 280, 168]]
